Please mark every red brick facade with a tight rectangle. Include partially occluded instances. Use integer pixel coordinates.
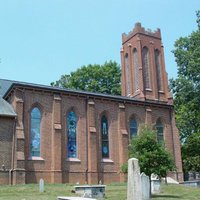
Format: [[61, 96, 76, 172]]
[[121, 23, 169, 102], [0, 117, 16, 184], [0, 23, 183, 185]]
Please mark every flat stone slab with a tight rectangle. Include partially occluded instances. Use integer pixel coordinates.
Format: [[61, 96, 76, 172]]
[[74, 185, 105, 188], [181, 180, 200, 187], [57, 197, 96, 200], [74, 185, 105, 198]]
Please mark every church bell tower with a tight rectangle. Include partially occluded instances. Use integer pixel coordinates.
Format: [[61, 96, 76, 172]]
[[120, 23, 170, 102]]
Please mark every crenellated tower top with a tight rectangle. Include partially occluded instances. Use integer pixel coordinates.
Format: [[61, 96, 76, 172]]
[[120, 23, 171, 103], [122, 23, 161, 44]]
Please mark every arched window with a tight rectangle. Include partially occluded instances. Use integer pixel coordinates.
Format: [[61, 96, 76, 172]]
[[125, 53, 131, 95], [101, 115, 109, 158], [133, 48, 139, 92], [142, 47, 151, 89], [130, 118, 138, 138], [30, 107, 41, 157], [67, 111, 77, 158], [155, 50, 163, 91], [156, 119, 164, 143]]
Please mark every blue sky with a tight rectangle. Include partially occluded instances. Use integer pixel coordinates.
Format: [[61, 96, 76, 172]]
[[0, 0, 199, 85]]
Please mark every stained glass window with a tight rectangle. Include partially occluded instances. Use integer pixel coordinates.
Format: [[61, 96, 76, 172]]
[[142, 47, 151, 89], [101, 115, 109, 158], [130, 118, 138, 138], [30, 107, 41, 157], [67, 111, 77, 158], [155, 50, 163, 91], [156, 119, 164, 143]]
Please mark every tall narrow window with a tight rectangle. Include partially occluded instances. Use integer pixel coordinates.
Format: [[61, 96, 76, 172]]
[[156, 119, 164, 143], [142, 47, 151, 89], [133, 48, 139, 92], [30, 107, 41, 157], [125, 53, 131, 95], [67, 111, 77, 158], [155, 50, 163, 91], [101, 115, 109, 158], [130, 118, 138, 138]]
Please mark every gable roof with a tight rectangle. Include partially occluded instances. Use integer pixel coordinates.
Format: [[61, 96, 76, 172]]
[[0, 78, 172, 108], [0, 79, 14, 97], [0, 97, 16, 117]]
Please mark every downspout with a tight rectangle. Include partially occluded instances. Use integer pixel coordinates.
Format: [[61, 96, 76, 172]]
[[9, 116, 16, 185], [85, 97, 89, 184]]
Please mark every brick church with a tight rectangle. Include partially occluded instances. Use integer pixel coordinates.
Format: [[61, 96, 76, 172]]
[[0, 23, 183, 185]]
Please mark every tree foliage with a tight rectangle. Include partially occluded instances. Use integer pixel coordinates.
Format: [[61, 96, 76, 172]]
[[170, 11, 200, 141], [181, 132, 200, 173], [121, 125, 175, 180], [51, 61, 121, 95]]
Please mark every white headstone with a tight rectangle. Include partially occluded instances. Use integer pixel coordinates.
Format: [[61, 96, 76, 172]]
[[127, 158, 142, 200], [141, 173, 150, 200], [151, 179, 161, 194], [39, 178, 44, 193]]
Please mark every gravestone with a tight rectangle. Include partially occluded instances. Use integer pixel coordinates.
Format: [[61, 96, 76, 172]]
[[74, 185, 105, 198], [39, 178, 44, 193], [151, 174, 161, 194], [151, 179, 161, 194], [141, 173, 150, 200], [127, 158, 142, 200], [57, 197, 96, 200]]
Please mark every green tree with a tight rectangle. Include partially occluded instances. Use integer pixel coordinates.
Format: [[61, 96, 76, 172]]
[[181, 132, 200, 178], [170, 11, 200, 142], [121, 124, 175, 194], [121, 125, 175, 196], [51, 61, 121, 95], [128, 125, 175, 179]]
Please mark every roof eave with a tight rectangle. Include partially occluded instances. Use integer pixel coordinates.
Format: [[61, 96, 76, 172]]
[[3, 83, 173, 109], [0, 113, 17, 118]]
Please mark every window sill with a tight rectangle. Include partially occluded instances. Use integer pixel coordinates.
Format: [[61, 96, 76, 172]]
[[28, 156, 44, 161], [101, 158, 114, 163], [158, 90, 165, 94], [121, 129, 128, 135], [66, 158, 81, 162], [145, 88, 152, 92]]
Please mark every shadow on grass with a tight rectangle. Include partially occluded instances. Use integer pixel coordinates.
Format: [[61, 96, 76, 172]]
[[152, 194, 181, 198]]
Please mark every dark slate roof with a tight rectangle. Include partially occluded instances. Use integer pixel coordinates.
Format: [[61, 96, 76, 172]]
[[0, 97, 16, 117], [1, 78, 130, 101], [0, 79, 14, 97], [0, 78, 172, 108]]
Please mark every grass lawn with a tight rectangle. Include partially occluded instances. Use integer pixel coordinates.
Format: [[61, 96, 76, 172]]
[[0, 182, 199, 200]]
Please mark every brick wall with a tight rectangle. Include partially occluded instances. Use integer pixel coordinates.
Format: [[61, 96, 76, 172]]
[[121, 23, 169, 102], [0, 116, 15, 184], [0, 117, 13, 169], [4, 87, 183, 185]]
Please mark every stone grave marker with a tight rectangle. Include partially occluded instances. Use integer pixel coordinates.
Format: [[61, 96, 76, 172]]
[[141, 172, 150, 200], [127, 158, 142, 200], [39, 178, 44, 193]]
